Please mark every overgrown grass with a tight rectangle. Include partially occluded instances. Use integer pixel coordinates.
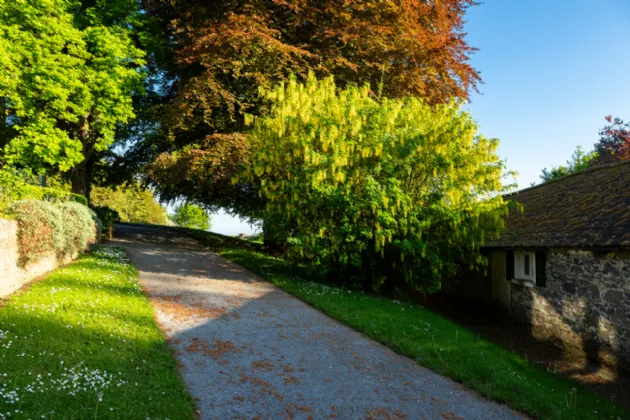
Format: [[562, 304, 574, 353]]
[[0, 246, 194, 419], [189, 231, 627, 420]]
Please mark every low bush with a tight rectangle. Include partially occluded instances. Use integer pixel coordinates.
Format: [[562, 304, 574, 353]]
[[68, 193, 88, 206], [56, 202, 97, 256], [8, 200, 66, 265], [91, 205, 120, 230], [88, 207, 103, 239], [8, 200, 101, 266]]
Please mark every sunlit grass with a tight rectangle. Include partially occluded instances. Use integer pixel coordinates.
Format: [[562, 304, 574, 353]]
[[0, 246, 194, 419], [195, 235, 627, 420]]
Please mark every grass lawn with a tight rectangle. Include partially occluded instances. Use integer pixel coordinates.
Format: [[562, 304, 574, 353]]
[[184, 230, 628, 420], [0, 246, 194, 419]]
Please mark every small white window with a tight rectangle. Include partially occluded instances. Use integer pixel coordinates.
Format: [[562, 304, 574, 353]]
[[515, 251, 536, 282]]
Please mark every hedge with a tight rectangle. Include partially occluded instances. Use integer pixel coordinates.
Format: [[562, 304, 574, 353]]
[[56, 202, 98, 256], [7, 200, 101, 266], [8, 200, 66, 266], [0, 169, 87, 213]]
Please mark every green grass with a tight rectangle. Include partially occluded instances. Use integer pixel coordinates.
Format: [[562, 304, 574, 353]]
[[0, 246, 194, 419], [183, 229, 628, 420]]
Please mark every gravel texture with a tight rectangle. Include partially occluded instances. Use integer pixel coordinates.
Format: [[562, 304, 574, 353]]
[[112, 224, 525, 420]]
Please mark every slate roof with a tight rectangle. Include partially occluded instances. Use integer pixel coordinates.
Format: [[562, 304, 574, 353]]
[[487, 161, 630, 248]]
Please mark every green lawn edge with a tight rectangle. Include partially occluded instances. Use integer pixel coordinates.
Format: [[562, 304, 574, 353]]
[[0, 246, 195, 419], [184, 229, 626, 420]]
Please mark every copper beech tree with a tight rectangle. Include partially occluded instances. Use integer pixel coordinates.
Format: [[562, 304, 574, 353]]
[[142, 0, 482, 216]]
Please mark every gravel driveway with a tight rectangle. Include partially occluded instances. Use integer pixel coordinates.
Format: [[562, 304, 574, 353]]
[[112, 224, 524, 420]]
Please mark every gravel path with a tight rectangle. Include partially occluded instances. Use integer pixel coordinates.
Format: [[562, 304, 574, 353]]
[[112, 224, 524, 420]]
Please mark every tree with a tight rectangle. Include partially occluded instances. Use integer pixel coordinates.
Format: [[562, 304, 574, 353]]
[[139, 0, 481, 217], [171, 202, 211, 231], [540, 146, 598, 183], [90, 184, 167, 225], [0, 0, 148, 197], [241, 74, 510, 293], [594, 115, 630, 163]]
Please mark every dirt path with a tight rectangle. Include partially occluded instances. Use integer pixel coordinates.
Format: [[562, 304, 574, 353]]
[[112, 224, 524, 420]]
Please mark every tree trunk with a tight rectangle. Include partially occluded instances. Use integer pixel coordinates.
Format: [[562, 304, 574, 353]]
[[71, 155, 93, 200], [71, 117, 94, 201]]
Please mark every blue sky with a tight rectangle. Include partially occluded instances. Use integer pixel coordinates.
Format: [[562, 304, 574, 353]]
[[464, 0, 630, 187], [210, 0, 630, 236]]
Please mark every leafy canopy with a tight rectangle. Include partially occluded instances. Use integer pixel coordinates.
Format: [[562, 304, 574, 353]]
[[90, 184, 167, 226], [140, 0, 481, 215], [171, 202, 211, 231], [540, 146, 598, 183], [0, 0, 145, 173], [242, 74, 510, 292], [539, 115, 630, 184], [595, 115, 630, 163]]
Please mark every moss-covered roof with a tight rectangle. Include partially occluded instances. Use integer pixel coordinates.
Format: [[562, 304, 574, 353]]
[[487, 161, 630, 248]]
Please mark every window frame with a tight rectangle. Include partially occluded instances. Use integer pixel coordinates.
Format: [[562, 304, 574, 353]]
[[514, 250, 536, 283]]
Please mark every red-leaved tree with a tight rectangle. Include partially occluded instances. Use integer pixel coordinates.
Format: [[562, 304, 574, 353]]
[[595, 115, 630, 163], [140, 0, 482, 216]]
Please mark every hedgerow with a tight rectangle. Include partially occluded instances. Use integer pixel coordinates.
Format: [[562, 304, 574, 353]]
[[8, 200, 66, 265], [0, 169, 88, 214], [7, 200, 101, 266], [56, 202, 97, 256]]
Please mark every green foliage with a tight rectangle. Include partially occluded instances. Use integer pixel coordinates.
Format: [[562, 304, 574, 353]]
[[90, 205, 120, 231], [90, 184, 167, 225], [540, 146, 598, 183], [7, 199, 99, 265], [200, 232, 625, 420], [8, 200, 66, 265], [0, 168, 87, 213], [243, 74, 511, 293], [68, 193, 88, 206], [0, 0, 146, 174], [171, 202, 211, 231], [55, 202, 97, 256], [0, 246, 195, 418]]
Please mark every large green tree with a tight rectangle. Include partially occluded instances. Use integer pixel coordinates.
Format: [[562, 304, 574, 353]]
[[0, 0, 149, 197], [242, 75, 510, 293], [140, 0, 481, 218], [171, 202, 211, 231]]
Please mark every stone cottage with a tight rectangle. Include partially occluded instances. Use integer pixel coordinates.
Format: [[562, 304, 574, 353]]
[[483, 161, 630, 372]]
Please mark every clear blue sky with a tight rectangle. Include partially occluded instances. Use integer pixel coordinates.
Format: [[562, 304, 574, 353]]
[[211, 0, 630, 236], [464, 0, 630, 187]]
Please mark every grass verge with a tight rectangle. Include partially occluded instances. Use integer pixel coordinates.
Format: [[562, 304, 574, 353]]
[[0, 246, 194, 419], [184, 229, 627, 420]]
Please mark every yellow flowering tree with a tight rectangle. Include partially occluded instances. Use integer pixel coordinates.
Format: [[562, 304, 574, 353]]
[[243, 74, 511, 293]]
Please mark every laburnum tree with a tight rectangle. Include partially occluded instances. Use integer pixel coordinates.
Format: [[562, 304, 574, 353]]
[[141, 0, 481, 217], [0, 0, 149, 197], [241, 74, 510, 293], [595, 115, 630, 163]]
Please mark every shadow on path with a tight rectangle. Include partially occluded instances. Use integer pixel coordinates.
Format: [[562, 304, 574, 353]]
[[112, 224, 524, 420]]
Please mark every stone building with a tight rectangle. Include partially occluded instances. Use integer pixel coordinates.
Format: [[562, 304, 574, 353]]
[[483, 161, 630, 372]]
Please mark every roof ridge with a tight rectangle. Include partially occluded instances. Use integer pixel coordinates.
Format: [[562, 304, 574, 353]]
[[507, 160, 630, 197]]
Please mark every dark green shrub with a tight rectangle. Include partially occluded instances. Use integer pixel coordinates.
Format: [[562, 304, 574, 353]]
[[8, 200, 65, 266], [68, 193, 88, 206], [56, 202, 97, 256], [90, 205, 120, 229]]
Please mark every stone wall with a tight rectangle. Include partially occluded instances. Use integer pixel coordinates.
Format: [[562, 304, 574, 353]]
[[0, 219, 77, 297], [511, 249, 630, 372]]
